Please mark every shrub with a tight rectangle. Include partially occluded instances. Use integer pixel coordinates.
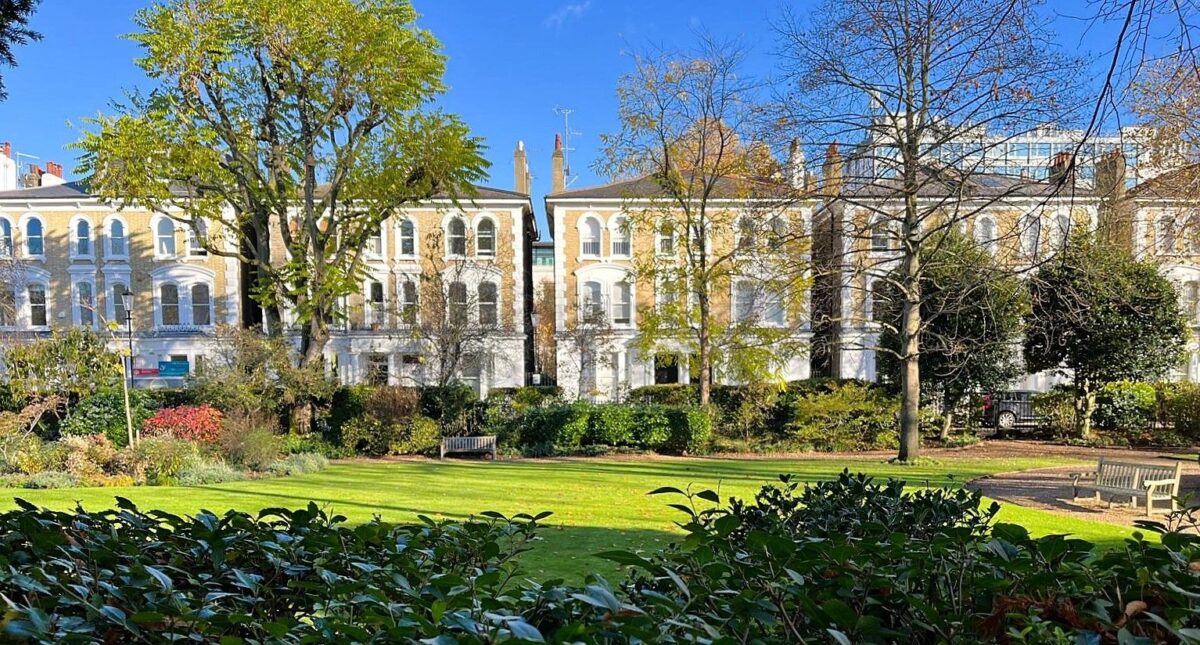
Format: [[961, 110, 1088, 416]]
[[783, 381, 899, 451], [339, 416, 395, 457], [518, 403, 590, 452], [585, 404, 635, 446], [265, 452, 329, 477], [59, 388, 154, 447], [631, 405, 671, 449], [175, 460, 246, 486], [660, 406, 712, 455], [1093, 381, 1157, 432], [1032, 386, 1075, 436], [24, 471, 80, 489], [142, 405, 225, 444], [116, 436, 199, 485], [628, 384, 698, 405], [1162, 381, 1200, 441], [710, 383, 781, 440], [363, 386, 421, 426], [59, 434, 117, 479], [217, 413, 281, 471], [390, 416, 441, 456], [280, 432, 353, 459], [12, 439, 65, 476], [323, 384, 373, 440], [420, 385, 480, 434]]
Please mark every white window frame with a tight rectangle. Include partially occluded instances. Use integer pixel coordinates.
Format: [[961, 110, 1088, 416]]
[[478, 280, 498, 326], [26, 282, 48, 328], [1020, 213, 1042, 258], [398, 277, 419, 324], [152, 215, 178, 259], [609, 215, 631, 258], [475, 216, 496, 258], [580, 215, 602, 258], [70, 216, 94, 260], [73, 278, 97, 328], [975, 215, 998, 255], [611, 280, 633, 326], [158, 282, 183, 327], [187, 219, 210, 258], [0, 217, 12, 258], [20, 214, 44, 260], [104, 216, 129, 260], [190, 283, 213, 326], [397, 217, 417, 259], [656, 220, 676, 256], [365, 278, 386, 327], [446, 216, 468, 258]]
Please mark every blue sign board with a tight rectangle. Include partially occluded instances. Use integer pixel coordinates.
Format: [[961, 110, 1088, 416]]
[[158, 361, 190, 378]]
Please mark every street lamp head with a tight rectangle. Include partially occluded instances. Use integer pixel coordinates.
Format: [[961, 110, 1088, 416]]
[[121, 288, 133, 313]]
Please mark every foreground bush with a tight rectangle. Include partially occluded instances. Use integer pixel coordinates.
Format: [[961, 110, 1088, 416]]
[[2, 473, 1198, 642], [142, 405, 224, 444]]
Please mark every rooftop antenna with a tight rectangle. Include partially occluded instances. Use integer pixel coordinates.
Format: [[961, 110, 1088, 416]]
[[554, 105, 581, 187]]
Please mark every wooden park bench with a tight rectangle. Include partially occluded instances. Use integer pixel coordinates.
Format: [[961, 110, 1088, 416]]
[[1070, 458, 1183, 516], [439, 435, 497, 460]]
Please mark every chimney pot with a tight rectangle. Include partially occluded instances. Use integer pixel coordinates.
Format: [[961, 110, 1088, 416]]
[[1, 142, 9, 159], [551, 134, 566, 194]]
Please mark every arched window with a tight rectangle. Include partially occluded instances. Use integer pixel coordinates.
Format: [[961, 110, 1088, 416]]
[[111, 283, 129, 326], [1157, 216, 1178, 255], [108, 219, 126, 257], [976, 216, 997, 254], [736, 218, 756, 253], [160, 284, 180, 326], [398, 219, 416, 257], [478, 281, 498, 325], [610, 217, 631, 257], [27, 285, 46, 326], [734, 282, 756, 322], [74, 220, 91, 257], [581, 217, 602, 256], [1182, 281, 1200, 322], [657, 221, 676, 255], [476, 219, 496, 257], [612, 281, 632, 325], [191, 284, 211, 326], [448, 281, 468, 324], [25, 218, 43, 256], [870, 220, 891, 252], [581, 280, 604, 322], [399, 279, 418, 323], [156, 218, 176, 257], [366, 223, 384, 257], [0, 219, 11, 257], [76, 281, 94, 327], [1053, 211, 1071, 248], [447, 217, 467, 256], [1021, 214, 1042, 257], [189, 220, 208, 256]]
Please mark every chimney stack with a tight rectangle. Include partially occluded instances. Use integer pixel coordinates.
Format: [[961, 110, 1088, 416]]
[[1094, 148, 1127, 201], [551, 133, 565, 194], [1, 142, 9, 159], [787, 139, 806, 189], [514, 141, 531, 194], [1048, 151, 1075, 186], [821, 142, 843, 196], [22, 163, 41, 188]]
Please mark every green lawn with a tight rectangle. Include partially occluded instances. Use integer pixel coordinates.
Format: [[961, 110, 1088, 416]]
[[0, 455, 1143, 581]]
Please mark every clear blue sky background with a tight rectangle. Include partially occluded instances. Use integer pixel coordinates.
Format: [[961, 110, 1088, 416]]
[[0, 1, 1127, 232]]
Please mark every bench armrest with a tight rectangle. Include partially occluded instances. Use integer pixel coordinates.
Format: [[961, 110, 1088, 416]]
[[1069, 472, 1095, 482], [1143, 478, 1178, 489]]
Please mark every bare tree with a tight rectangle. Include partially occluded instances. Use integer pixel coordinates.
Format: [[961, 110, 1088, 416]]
[[775, 0, 1083, 461], [597, 35, 811, 407]]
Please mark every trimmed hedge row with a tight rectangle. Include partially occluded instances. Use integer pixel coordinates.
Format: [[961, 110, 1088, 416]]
[[515, 403, 710, 455]]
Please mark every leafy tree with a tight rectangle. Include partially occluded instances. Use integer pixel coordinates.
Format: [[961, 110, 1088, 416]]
[[0, 0, 39, 100], [876, 231, 1029, 439], [76, 0, 487, 410], [597, 36, 809, 406], [1, 328, 122, 427], [1024, 234, 1187, 438], [776, 0, 1081, 461]]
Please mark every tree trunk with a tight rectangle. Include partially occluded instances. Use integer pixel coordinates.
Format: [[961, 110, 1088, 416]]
[[940, 407, 954, 442], [698, 310, 711, 408], [290, 314, 329, 434], [897, 237, 922, 462], [1074, 378, 1096, 439]]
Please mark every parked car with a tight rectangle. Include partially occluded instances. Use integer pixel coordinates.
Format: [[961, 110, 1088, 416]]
[[982, 390, 1039, 432]]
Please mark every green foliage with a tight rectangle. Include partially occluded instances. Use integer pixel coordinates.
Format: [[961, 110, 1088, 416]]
[[584, 404, 635, 446], [389, 416, 441, 456], [1, 328, 122, 415], [217, 416, 281, 471], [660, 406, 712, 454], [517, 403, 591, 453], [631, 405, 672, 449], [1093, 381, 1158, 432], [323, 384, 373, 442], [24, 471, 80, 489], [264, 452, 330, 477], [420, 384, 480, 434], [280, 432, 353, 459], [1159, 382, 1200, 442], [0, 500, 545, 642], [59, 388, 155, 447], [338, 417, 392, 457], [783, 381, 900, 451], [1025, 234, 1188, 436], [118, 436, 199, 485], [877, 230, 1029, 406], [175, 460, 246, 486], [1032, 387, 1076, 436], [628, 384, 699, 405]]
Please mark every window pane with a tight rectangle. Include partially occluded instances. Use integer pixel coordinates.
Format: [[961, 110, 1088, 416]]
[[112, 283, 128, 325], [400, 220, 415, 255], [477, 220, 495, 256], [401, 281, 418, 323], [76, 221, 90, 256], [190, 220, 208, 255], [583, 218, 601, 255], [191, 284, 211, 326], [157, 219, 175, 255], [478, 282, 497, 326], [26, 219, 42, 256], [449, 219, 466, 255], [449, 281, 468, 325], [110, 220, 126, 256], [78, 282, 93, 326], [29, 286, 46, 326], [161, 284, 180, 326], [613, 282, 631, 324], [0, 219, 10, 256]]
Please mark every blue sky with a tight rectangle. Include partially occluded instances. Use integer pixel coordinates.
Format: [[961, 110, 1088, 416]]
[[0, 1, 1125, 217]]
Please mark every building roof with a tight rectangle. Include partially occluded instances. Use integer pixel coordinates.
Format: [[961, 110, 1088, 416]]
[[546, 173, 797, 201], [1127, 164, 1200, 201]]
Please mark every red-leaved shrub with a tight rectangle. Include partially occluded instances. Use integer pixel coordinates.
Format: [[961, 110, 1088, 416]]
[[142, 405, 224, 444]]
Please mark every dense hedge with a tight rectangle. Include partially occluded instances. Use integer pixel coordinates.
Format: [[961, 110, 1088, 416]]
[[2, 474, 1198, 642], [513, 402, 709, 456], [1035, 381, 1200, 445]]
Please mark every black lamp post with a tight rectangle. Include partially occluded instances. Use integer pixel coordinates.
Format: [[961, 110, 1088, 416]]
[[120, 288, 136, 445]]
